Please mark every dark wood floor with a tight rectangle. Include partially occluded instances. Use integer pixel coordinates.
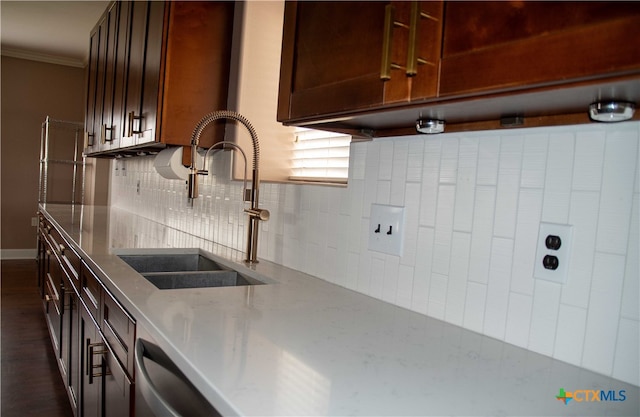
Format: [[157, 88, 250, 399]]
[[1, 259, 73, 417]]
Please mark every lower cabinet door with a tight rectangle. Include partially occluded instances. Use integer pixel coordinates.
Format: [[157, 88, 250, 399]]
[[80, 304, 103, 417], [44, 267, 62, 355], [60, 273, 80, 413], [103, 341, 133, 417]]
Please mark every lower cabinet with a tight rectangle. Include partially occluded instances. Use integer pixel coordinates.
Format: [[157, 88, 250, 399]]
[[79, 262, 136, 417], [80, 304, 103, 417], [39, 214, 136, 417], [61, 271, 81, 411]]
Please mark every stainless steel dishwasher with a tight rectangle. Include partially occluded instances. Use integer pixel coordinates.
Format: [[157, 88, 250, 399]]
[[135, 324, 221, 417]]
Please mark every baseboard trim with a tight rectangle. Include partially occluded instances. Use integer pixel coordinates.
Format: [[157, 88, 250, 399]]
[[1, 249, 38, 260]]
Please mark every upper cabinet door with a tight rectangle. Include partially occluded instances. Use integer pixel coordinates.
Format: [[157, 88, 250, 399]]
[[84, 1, 234, 160], [439, 1, 640, 97], [84, 13, 107, 154], [121, 0, 165, 147], [277, 1, 444, 124]]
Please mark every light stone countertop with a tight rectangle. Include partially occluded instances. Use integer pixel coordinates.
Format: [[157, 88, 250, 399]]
[[41, 203, 639, 417]]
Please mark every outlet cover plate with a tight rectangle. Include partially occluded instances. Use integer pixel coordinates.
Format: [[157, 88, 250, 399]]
[[368, 204, 405, 256], [534, 222, 572, 284]]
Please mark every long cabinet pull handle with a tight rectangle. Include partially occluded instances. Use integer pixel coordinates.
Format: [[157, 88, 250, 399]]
[[127, 111, 143, 137], [406, 1, 438, 76], [85, 132, 95, 147], [380, 4, 408, 80], [87, 342, 108, 384], [406, 2, 420, 76], [101, 125, 114, 144]]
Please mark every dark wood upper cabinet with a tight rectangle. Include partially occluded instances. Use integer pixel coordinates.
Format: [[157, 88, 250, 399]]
[[439, 1, 640, 97], [278, 1, 640, 135], [84, 1, 234, 163], [278, 1, 443, 123]]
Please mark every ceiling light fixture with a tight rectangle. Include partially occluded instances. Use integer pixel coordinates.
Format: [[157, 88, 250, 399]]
[[589, 101, 635, 123], [416, 119, 445, 134]]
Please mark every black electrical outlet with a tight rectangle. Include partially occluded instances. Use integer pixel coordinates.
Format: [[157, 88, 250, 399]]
[[543, 255, 559, 270], [545, 234, 562, 250]]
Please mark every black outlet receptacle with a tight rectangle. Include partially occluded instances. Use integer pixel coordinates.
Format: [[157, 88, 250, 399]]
[[543, 255, 559, 270], [545, 234, 562, 250]]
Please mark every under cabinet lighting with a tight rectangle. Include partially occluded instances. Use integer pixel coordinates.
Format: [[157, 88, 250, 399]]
[[589, 101, 635, 122], [416, 119, 445, 134]]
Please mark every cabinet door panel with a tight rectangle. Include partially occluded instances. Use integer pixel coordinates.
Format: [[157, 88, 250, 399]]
[[440, 1, 640, 97], [103, 341, 133, 417], [278, 1, 442, 123], [102, 1, 121, 150], [279, 1, 391, 121], [85, 23, 101, 152], [123, 0, 164, 146], [80, 304, 102, 417]]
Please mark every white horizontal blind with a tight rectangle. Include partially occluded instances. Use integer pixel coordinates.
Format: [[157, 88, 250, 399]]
[[290, 128, 351, 183]]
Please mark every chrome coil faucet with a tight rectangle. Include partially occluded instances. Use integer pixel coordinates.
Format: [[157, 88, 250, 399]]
[[188, 110, 269, 263]]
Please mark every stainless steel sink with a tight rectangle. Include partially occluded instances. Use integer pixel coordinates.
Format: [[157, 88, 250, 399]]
[[118, 253, 263, 289], [119, 254, 224, 273]]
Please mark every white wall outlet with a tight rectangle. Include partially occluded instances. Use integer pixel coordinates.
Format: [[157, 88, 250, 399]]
[[368, 204, 405, 256], [534, 222, 573, 284], [31, 217, 38, 227]]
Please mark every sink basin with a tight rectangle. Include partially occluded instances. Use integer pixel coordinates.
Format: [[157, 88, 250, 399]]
[[119, 254, 224, 273], [118, 253, 263, 289], [142, 271, 258, 290]]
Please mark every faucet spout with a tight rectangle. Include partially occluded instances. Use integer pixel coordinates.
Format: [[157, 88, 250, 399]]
[[189, 111, 268, 264]]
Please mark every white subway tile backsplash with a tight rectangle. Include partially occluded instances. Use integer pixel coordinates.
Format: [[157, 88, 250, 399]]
[[476, 136, 500, 186], [463, 281, 487, 333], [596, 130, 638, 254], [510, 188, 543, 296], [419, 141, 441, 227], [432, 185, 455, 275], [112, 121, 640, 385], [483, 237, 514, 340], [542, 132, 574, 223], [428, 272, 448, 320], [468, 186, 496, 284], [504, 292, 533, 348], [621, 194, 639, 321], [444, 232, 471, 326], [520, 134, 548, 189], [412, 226, 435, 314], [406, 137, 425, 183], [378, 140, 394, 181], [453, 139, 477, 233], [553, 303, 587, 366], [613, 318, 640, 386], [528, 279, 562, 356], [439, 138, 459, 184], [572, 130, 605, 191], [582, 252, 626, 376], [562, 191, 599, 309]]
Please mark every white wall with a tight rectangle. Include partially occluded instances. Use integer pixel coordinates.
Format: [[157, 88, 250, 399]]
[[111, 121, 640, 386]]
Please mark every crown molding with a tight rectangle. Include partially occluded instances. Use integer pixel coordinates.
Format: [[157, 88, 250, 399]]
[[1, 47, 86, 68]]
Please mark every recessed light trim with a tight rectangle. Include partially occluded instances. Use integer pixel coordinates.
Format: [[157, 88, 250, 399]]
[[589, 101, 635, 123], [416, 119, 445, 134]]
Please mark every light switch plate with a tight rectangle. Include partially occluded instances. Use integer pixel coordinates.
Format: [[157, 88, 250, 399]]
[[534, 222, 572, 284], [368, 204, 405, 256]]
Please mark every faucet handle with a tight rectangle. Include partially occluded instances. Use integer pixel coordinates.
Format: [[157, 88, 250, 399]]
[[245, 208, 270, 221]]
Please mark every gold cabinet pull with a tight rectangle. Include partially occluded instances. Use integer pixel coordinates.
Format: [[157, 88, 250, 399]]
[[101, 124, 114, 144], [380, 4, 408, 80], [406, 1, 438, 76], [127, 111, 143, 137], [84, 131, 95, 147], [86, 342, 109, 384]]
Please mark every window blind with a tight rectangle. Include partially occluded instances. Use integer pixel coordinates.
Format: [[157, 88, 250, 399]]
[[289, 128, 351, 183]]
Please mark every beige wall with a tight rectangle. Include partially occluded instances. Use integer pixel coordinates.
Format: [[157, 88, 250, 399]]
[[1, 56, 86, 254]]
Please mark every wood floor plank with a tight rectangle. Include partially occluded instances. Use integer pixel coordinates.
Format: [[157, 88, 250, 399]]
[[1, 259, 73, 417]]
